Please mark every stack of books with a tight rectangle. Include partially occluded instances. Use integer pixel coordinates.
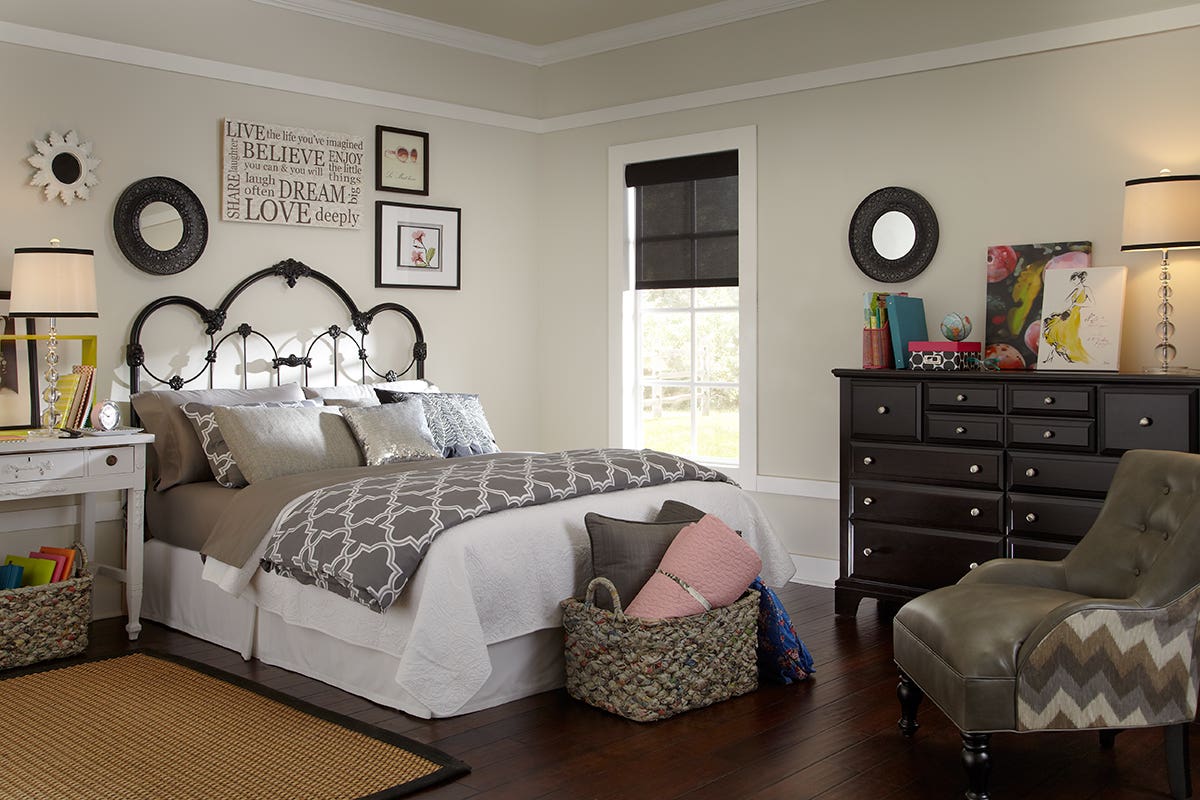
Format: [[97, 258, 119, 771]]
[[52, 365, 95, 430], [1, 546, 77, 589]]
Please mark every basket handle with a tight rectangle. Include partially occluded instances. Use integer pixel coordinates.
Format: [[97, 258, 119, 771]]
[[584, 577, 625, 618], [72, 542, 90, 578]]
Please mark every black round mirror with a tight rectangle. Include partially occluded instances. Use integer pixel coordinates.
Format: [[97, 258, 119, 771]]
[[848, 187, 938, 283], [51, 152, 83, 185], [114, 176, 208, 275]]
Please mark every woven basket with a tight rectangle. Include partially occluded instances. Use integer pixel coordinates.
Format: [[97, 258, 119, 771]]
[[561, 576, 759, 722], [0, 544, 91, 670]]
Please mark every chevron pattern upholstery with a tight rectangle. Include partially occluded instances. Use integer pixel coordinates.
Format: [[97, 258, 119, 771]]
[[1017, 585, 1200, 731]]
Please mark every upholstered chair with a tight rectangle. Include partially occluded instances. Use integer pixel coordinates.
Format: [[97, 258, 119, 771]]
[[893, 449, 1200, 800]]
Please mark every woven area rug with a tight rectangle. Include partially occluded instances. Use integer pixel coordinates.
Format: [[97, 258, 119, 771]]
[[0, 651, 468, 800]]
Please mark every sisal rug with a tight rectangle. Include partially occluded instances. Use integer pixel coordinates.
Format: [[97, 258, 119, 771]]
[[0, 651, 468, 800]]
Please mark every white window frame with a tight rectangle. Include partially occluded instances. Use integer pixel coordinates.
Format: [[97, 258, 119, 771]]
[[607, 126, 758, 489]]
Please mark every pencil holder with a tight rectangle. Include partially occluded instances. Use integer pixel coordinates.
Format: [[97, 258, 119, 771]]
[[861, 324, 893, 369]]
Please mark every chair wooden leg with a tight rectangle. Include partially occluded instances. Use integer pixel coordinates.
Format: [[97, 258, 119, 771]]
[[961, 732, 991, 800], [897, 669, 923, 738], [1099, 729, 1123, 749], [1165, 722, 1192, 800]]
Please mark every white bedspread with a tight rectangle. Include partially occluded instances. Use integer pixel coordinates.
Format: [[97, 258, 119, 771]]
[[202, 479, 793, 716]]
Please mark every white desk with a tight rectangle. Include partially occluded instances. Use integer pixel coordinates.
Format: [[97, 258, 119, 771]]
[[0, 432, 154, 640]]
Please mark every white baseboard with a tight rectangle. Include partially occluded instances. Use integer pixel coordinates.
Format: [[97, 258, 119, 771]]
[[788, 553, 838, 588]]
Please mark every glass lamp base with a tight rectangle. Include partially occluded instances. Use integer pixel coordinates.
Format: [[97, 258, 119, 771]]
[[1143, 364, 1200, 374]]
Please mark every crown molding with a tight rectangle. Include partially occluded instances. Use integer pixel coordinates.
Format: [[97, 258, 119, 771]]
[[250, 0, 829, 66], [2, 5, 1200, 133]]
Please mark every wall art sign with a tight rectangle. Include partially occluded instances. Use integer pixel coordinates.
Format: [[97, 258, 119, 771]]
[[376, 125, 429, 195], [1038, 266, 1127, 371], [984, 241, 1091, 369], [376, 201, 461, 290], [221, 118, 364, 229]]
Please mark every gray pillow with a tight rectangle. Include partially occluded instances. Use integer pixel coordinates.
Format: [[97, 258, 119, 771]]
[[213, 405, 364, 484], [584, 512, 696, 611], [341, 402, 442, 466], [376, 391, 498, 457], [302, 384, 381, 408], [655, 500, 707, 524], [180, 399, 320, 488], [131, 384, 305, 491]]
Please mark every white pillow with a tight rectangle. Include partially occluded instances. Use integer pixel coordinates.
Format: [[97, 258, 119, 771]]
[[373, 379, 441, 393], [302, 384, 381, 407]]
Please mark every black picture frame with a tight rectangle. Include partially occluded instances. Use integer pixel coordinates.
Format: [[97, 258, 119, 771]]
[[376, 201, 461, 290], [0, 290, 40, 430], [376, 125, 430, 196]]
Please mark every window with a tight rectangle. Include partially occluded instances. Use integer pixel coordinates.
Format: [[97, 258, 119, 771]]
[[608, 128, 757, 486]]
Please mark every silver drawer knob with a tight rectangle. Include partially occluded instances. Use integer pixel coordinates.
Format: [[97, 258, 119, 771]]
[[969, 507, 981, 517], [969, 464, 981, 474], [969, 562, 979, 570], [955, 426, 966, 434], [956, 393, 967, 402], [1025, 467, 1038, 478], [877, 405, 888, 415], [862, 497, 874, 506], [1026, 512, 1039, 523], [1042, 430, 1055, 439], [862, 547, 873, 557], [1043, 396, 1055, 405], [862, 456, 874, 465], [1139, 417, 1152, 427]]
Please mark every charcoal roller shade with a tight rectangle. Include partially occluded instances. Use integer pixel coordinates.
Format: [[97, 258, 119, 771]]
[[626, 150, 738, 290]]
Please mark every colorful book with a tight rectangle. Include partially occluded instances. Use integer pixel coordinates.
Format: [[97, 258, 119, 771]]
[[38, 546, 76, 580], [885, 295, 929, 369], [29, 551, 67, 582], [68, 365, 96, 430], [0, 564, 22, 590], [52, 372, 81, 429], [4, 555, 55, 587]]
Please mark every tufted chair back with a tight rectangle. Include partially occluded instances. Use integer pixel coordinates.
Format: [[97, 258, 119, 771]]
[[1063, 449, 1200, 606]]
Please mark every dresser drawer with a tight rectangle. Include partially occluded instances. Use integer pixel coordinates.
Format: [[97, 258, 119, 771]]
[[850, 382, 920, 441], [1009, 537, 1074, 562], [1100, 388, 1196, 455], [1009, 385, 1093, 416], [852, 443, 1001, 488], [1008, 493, 1104, 541], [927, 383, 1003, 412], [851, 481, 1002, 534], [1008, 452, 1118, 495], [926, 413, 1003, 447], [1007, 416, 1094, 451], [0, 450, 87, 483], [86, 446, 135, 477], [850, 522, 1002, 590]]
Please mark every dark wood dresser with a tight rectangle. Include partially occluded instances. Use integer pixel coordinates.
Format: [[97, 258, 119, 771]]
[[832, 368, 1200, 615]]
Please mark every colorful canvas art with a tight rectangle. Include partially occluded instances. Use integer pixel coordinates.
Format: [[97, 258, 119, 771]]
[[984, 241, 1092, 370], [1038, 266, 1127, 371]]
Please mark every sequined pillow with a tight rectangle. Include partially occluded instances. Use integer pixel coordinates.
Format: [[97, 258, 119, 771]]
[[375, 391, 499, 458], [180, 399, 320, 488], [341, 403, 441, 466]]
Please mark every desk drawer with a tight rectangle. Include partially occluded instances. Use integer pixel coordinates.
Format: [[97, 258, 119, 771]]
[[0, 450, 87, 483], [852, 443, 1001, 488], [86, 446, 135, 477], [850, 382, 920, 441], [851, 481, 1002, 534], [1009, 385, 1093, 416], [850, 522, 1001, 590], [1100, 389, 1196, 455], [1008, 452, 1118, 495], [1008, 417, 1094, 451]]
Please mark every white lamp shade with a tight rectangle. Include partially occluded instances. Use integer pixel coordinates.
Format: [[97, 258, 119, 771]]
[[1121, 174, 1200, 252], [9, 246, 98, 318]]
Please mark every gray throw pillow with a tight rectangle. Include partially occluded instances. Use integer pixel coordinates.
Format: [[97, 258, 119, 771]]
[[180, 399, 320, 488], [213, 405, 364, 484], [375, 391, 499, 457], [341, 402, 442, 466], [584, 512, 696, 611], [302, 384, 381, 408], [655, 500, 707, 524]]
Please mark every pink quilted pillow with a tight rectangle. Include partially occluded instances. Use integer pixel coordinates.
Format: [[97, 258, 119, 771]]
[[625, 514, 762, 619]]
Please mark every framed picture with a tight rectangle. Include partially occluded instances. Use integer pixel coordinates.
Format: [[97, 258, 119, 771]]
[[376, 125, 429, 195], [0, 291, 40, 430], [1037, 266, 1127, 371], [376, 201, 461, 290]]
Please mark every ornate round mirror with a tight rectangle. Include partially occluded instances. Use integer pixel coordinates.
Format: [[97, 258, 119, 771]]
[[848, 187, 938, 282], [113, 176, 208, 275]]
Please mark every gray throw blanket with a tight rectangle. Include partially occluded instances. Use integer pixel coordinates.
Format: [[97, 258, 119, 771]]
[[261, 448, 728, 613]]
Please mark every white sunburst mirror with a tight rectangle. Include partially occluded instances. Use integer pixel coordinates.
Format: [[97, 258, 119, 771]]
[[28, 130, 101, 205]]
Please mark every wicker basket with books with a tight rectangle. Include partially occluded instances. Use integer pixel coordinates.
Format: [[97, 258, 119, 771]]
[[0, 544, 91, 670]]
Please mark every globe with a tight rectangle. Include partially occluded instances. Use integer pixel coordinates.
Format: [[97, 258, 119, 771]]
[[940, 312, 972, 342]]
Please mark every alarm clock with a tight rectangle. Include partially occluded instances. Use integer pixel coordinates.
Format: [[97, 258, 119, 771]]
[[90, 400, 121, 431]]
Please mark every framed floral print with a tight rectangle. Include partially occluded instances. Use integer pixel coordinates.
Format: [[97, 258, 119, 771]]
[[376, 201, 461, 290]]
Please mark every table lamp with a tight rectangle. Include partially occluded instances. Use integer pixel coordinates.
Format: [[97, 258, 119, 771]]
[[9, 239, 98, 435], [1121, 170, 1200, 372]]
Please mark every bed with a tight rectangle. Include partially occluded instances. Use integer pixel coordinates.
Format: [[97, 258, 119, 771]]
[[130, 260, 795, 718]]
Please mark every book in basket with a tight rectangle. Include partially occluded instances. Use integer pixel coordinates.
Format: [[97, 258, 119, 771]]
[[560, 576, 759, 722]]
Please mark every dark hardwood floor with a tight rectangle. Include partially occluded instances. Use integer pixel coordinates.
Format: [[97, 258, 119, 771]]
[[82, 584, 1195, 799]]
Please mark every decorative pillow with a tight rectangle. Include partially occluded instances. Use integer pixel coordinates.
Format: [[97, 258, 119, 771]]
[[373, 378, 441, 394], [375, 391, 498, 458], [302, 384, 381, 408], [131, 384, 305, 491], [583, 512, 694, 611], [655, 500, 706, 524], [180, 400, 320, 488], [341, 403, 441, 466], [213, 405, 364, 484]]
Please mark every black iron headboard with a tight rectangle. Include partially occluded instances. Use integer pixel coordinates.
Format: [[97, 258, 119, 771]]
[[126, 258, 426, 393]]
